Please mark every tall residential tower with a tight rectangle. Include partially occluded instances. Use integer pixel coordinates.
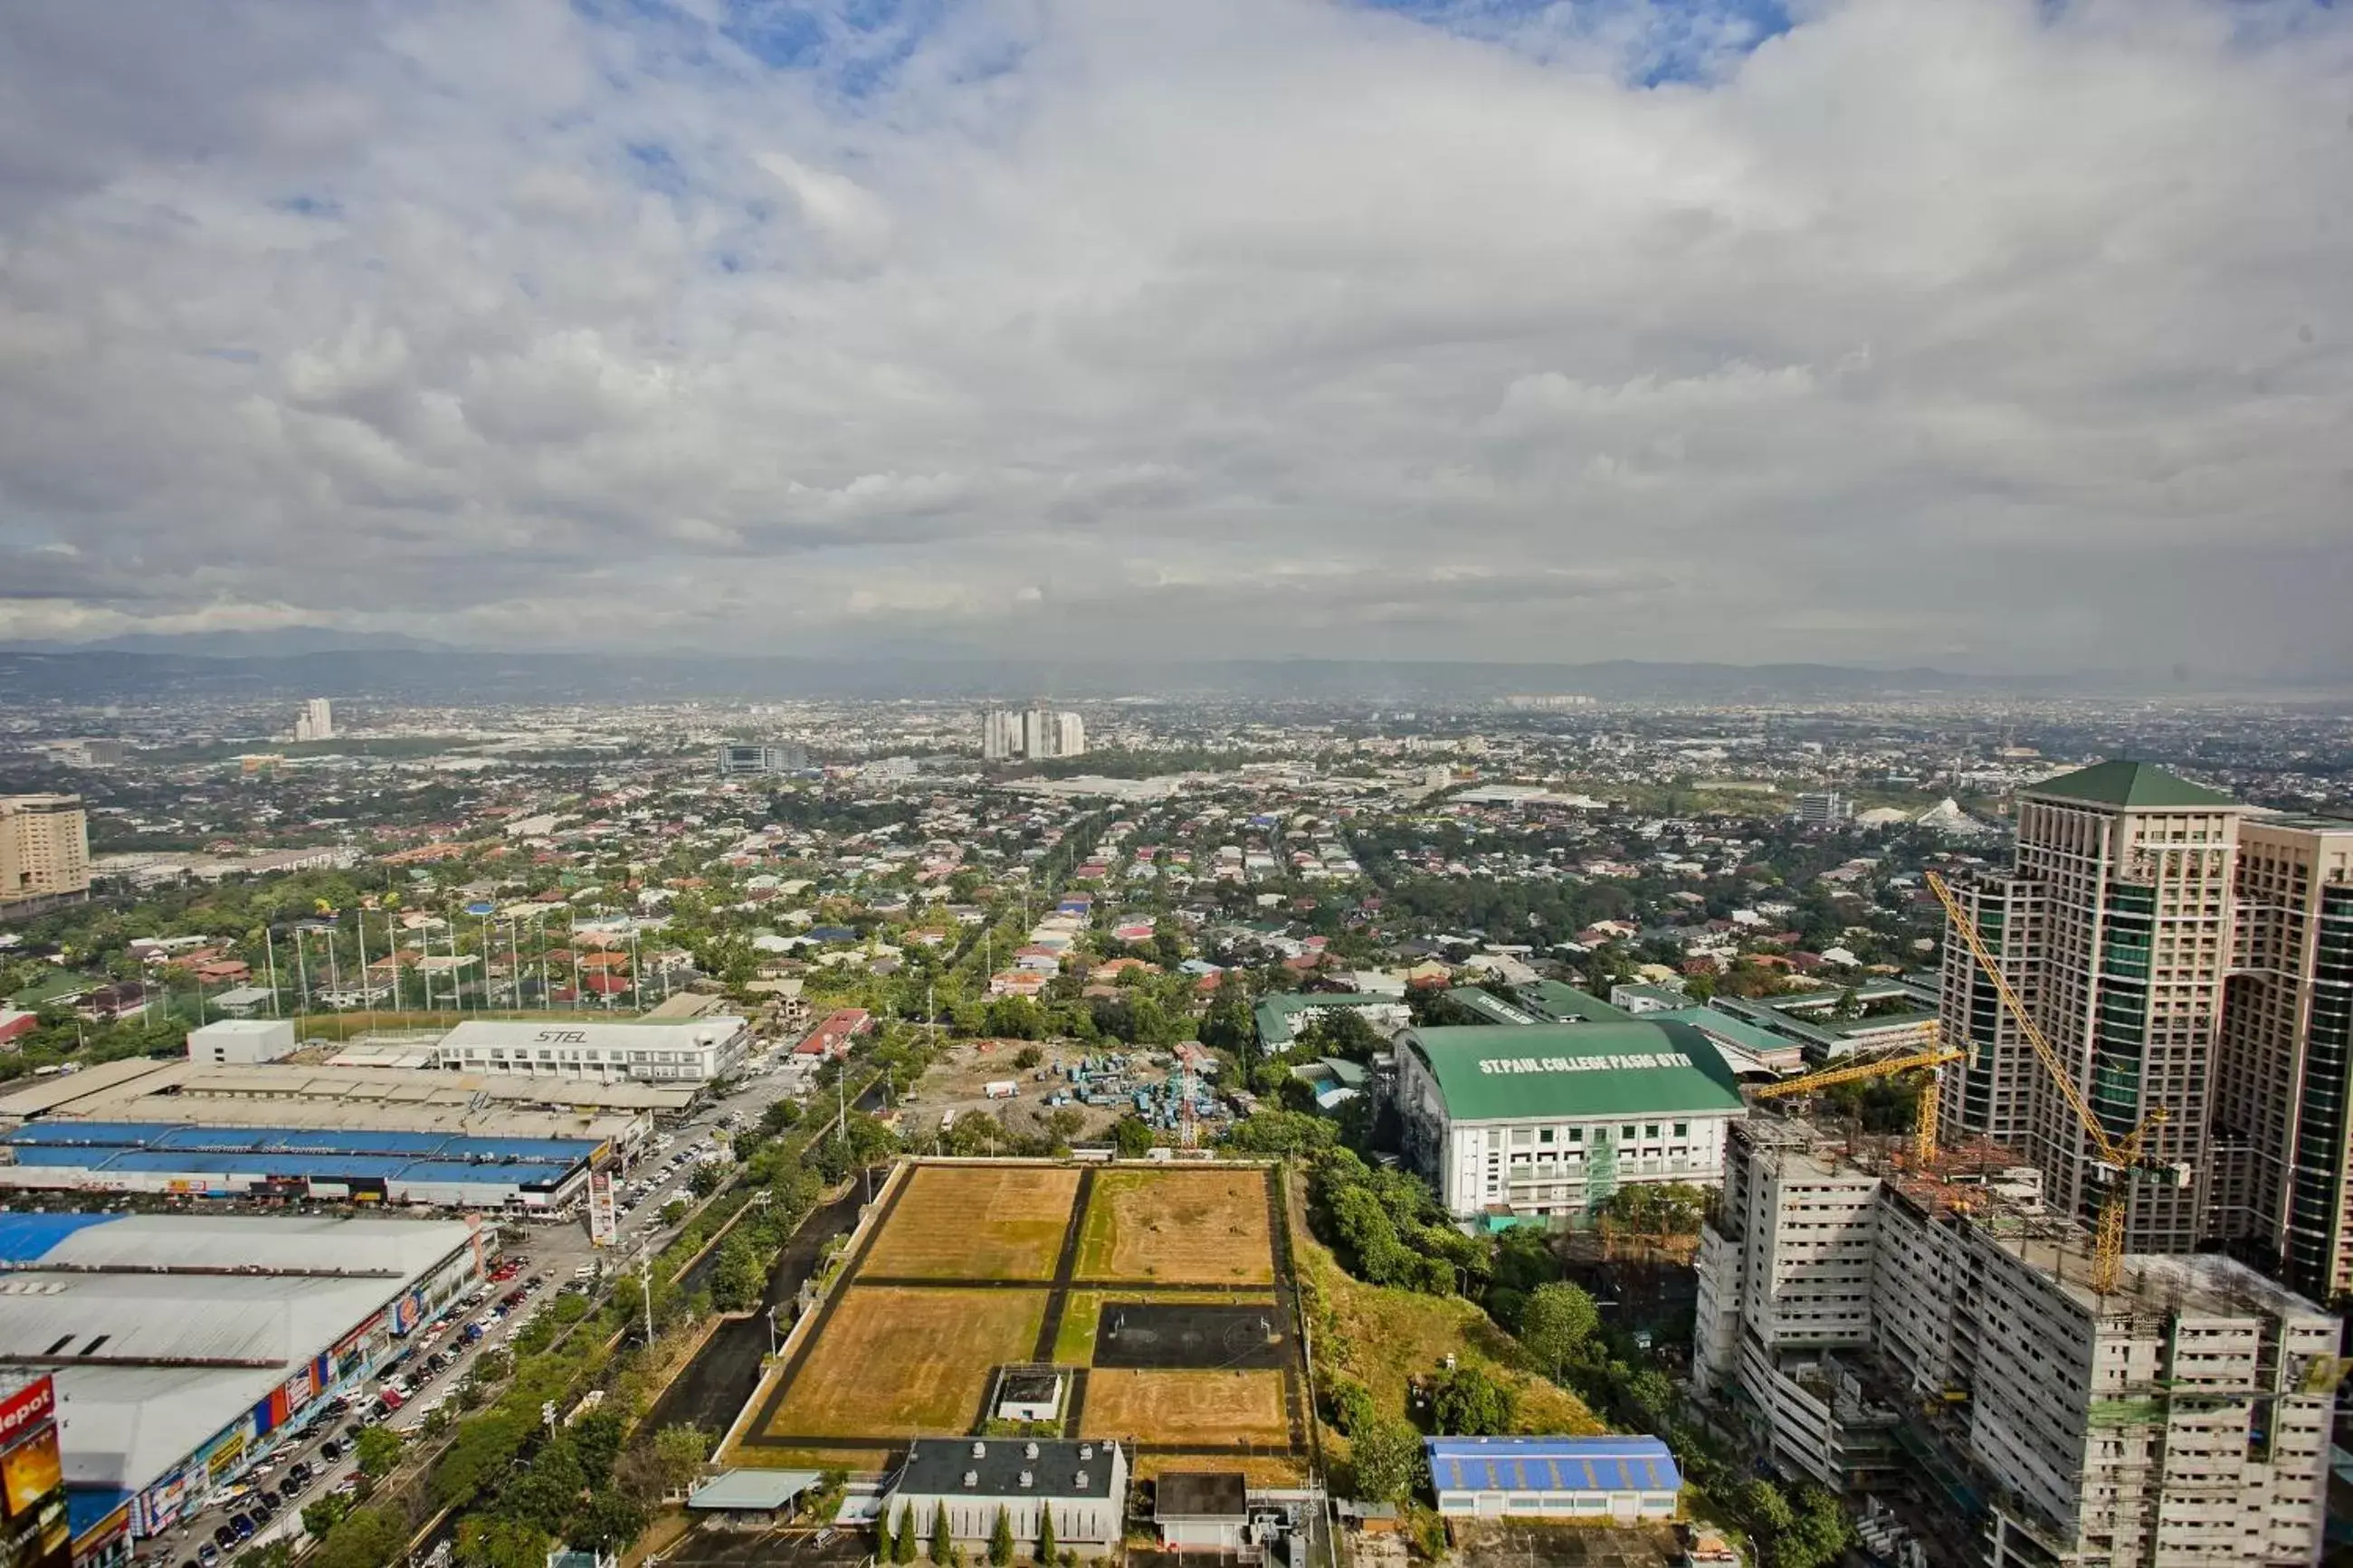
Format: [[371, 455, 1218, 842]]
[[1936, 761, 2244, 1254], [2209, 815, 2353, 1300], [0, 795, 90, 913]]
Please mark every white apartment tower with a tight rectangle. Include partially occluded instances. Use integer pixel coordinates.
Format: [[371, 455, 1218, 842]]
[[294, 697, 334, 743], [1696, 1117, 2337, 1568], [2208, 814, 2353, 1300], [1935, 761, 2245, 1254], [983, 708, 1086, 761], [981, 708, 1022, 762]]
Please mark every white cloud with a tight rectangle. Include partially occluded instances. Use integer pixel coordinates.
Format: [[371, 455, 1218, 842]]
[[0, 0, 2348, 677]]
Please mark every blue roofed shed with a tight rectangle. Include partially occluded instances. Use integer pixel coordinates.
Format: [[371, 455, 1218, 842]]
[[1424, 1436, 1681, 1525]]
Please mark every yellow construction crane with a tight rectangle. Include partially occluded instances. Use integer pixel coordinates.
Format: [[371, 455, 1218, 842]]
[[1752, 1040, 1962, 1167], [1925, 870, 2180, 1294]]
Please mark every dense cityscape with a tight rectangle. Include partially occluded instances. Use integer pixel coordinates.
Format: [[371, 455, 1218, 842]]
[[0, 683, 2346, 1568], [6, 4, 2349, 1568]]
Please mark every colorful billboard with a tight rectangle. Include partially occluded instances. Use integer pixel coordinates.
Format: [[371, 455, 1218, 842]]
[[0, 1378, 70, 1568], [587, 1169, 618, 1247]]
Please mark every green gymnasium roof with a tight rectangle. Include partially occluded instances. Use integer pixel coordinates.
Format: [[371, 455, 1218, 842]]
[[2023, 760, 2236, 810], [1404, 1021, 1746, 1123]]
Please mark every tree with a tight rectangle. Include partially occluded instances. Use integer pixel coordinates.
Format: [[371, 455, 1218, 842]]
[[690, 1161, 726, 1198], [1322, 1376, 1377, 1437], [572, 1489, 650, 1554], [300, 1494, 352, 1539], [1429, 1363, 1516, 1435], [1519, 1281, 1601, 1379], [878, 1509, 898, 1563], [893, 1506, 919, 1563], [1012, 1045, 1042, 1070], [1036, 1506, 1056, 1565], [929, 1501, 953, 1566], [710, 1232, 766, 1312], [1348, 1417, 1423, 1504], [1111, 1115, 1154, 1158], [354, 1424, 404, 1478], [990, 1506, 1015, 1568], [311, 1506, 410, 1568], [456, 1515, 551, 1568], [652, 1423, 710, 1497]]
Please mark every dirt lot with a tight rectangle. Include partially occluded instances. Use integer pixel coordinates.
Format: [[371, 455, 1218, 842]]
[[858, 1163, 1081, 1280], [760, 1285, 1047, 1438], [1447, 1522, 1684, 1568], [1076, 1165, 1274, 1285], [1078, 1367, 1292, 1447], [899, 1038, 1181, 1145]]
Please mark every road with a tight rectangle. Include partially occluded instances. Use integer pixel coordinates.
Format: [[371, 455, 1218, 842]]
[[642, 1073, 891, 1438]]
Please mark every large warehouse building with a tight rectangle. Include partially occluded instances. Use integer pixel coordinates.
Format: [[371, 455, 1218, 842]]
[[0, 1213, 487, 1543], [0, 1121, 597, 1210], [1396, 1021, 1747, 1221], [434, 1016, 750, 1084]]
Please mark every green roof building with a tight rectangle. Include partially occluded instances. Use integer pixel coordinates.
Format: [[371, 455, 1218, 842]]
[[2020, 759, 2236, 810], [1396, 1022, 1748, 1221], [1254, 991, 1411, 1050]]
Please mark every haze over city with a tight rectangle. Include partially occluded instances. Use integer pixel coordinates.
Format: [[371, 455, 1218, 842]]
[[4, 0, 2350, 677]]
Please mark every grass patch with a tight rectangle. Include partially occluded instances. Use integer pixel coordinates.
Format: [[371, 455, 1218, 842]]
[[860, 1164, 1082, 1281], [762, 1286, 1046, 1438], [1074, 1166, 1274, 1285], [1292, 1179, 1604, 1440]]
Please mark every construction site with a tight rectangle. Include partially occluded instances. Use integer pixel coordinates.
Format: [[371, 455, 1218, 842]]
[[1676, 868, 2342, 1567], [1693, 1114, 2338, 1567]]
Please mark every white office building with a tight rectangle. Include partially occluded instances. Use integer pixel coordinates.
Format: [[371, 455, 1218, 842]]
[[434, 1017, 749, 1084], [1696, 1117, 2336, 1568], [186, 1018, 297, 1065]]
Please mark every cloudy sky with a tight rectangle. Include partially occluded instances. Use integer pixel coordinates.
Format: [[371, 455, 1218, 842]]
[[1, 0, 2348, 675]]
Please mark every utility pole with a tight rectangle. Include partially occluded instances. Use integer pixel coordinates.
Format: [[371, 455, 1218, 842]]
[[264, 927, 281, 1018]]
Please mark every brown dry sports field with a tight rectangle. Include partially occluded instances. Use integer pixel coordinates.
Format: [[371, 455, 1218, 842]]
[[1074, 1166, 1275, 1286], [855, 1163, 1081, 1281], [728, 1159, 1309, 1478]]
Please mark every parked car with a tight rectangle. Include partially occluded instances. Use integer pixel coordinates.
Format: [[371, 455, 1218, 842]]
[[319, 1441, 342, 1462]]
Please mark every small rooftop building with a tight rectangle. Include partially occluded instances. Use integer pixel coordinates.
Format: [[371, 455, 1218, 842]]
[[1424, 1436, 1681, 1524], [1154, 1471, 1249, 1551]]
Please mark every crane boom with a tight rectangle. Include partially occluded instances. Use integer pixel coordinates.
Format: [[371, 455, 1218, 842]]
[[1924, 870, 2169, 1294], [1753, 1041, 1962, 1167]]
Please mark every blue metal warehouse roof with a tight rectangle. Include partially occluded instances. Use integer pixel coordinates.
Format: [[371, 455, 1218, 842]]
[[0, 1211, 121, 1262], [4, 1122, 598, 1164], [1424, 1436, 1681, 1496]]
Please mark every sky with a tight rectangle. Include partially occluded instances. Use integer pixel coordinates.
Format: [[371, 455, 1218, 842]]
[[1, 0, 2349, 676]]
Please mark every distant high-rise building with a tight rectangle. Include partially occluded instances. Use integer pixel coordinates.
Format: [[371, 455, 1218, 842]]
[[0, 794, 90, 911], [981, 709, 1022, 762], [717, 743, 808, 776], [983, 708, 1085, 761], [2208, 813, 2353, 1299], [1936, 761, 2244, 1254], [1793, 790, 1852, 825], [293, 697, 334, 743]]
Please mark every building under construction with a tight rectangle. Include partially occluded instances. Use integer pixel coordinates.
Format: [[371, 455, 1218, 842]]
[[1694, 1116, 2337, 1568]]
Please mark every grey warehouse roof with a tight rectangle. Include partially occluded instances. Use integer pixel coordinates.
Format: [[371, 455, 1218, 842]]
[[894, 1438, 1121, 1500]]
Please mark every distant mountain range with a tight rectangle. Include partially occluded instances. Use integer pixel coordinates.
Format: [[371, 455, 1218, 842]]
[[0, 638, 2234, 704], [1, 627, 452, 657]]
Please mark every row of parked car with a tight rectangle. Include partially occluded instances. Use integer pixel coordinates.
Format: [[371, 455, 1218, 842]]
[[169, 1253, 548, 1568]]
